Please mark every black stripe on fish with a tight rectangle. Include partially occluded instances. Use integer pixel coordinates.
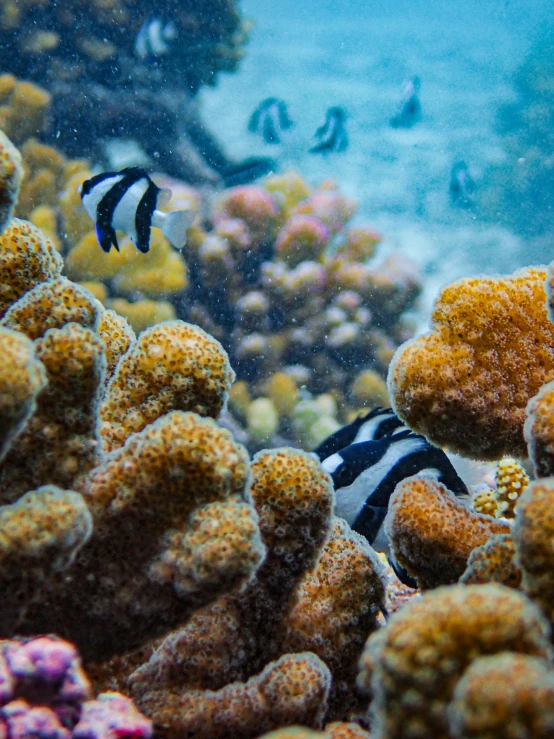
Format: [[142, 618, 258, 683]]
[[314, 407, 404, 461], [95, 169, 144, 253], [134, 177, 159, 253]]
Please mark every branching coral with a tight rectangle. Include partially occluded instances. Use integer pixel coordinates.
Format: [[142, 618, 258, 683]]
[[388, 267, 554, 459], [99, 321, 235, 452], [459, 533, 522, 589], [384, 475, 509, 589], [525, 379, 554, 477], [0, 216, 62, 318], [135, 653, 331, 739], [513, 478, 554, 628], [494, 457, 529, 518], [0, 486, 92, 632], [15, 412, 263, 660], [0, 129, 22, 233], [0, 326, 46, 461], [361, 584, 553, 739], [118, 450, 384, 731], [0, 323, 106, 501], [448, 653, 554, 738]]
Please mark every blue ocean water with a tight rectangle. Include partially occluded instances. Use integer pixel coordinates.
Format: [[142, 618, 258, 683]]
[[201, 0, 554, 316]]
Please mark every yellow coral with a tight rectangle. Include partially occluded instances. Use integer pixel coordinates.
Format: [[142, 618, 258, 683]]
[[459, 533, 522, 589], [0, 76, 50, 144], [494, 457, 529, 518], [59, 170, 94, 245], [0, 276, 101, 339], [28, 204, 60, 250], [0, 128, 22, 233], [0, 325, 46, 461], [0, 323, 106, 501], [349, 370, 389, 408], [525, 379, 554, 478], [448, 653, 554, 739], [107, 297, 176, 334], [363, 583, 553, 739], [100, 320, 234, 451], [96, 307, 135, 379], [471, 484, 499, 517], [67, 230, 188, 297], [78, 280, 107, 302], [513, 478, 554, 627], [0, 216, 62, 318], [385, 475, 509, 589], [388, 267, 554, 459], [264, 372, 299, 417]]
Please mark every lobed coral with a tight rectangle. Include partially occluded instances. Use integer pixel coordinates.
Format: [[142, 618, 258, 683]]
[[388, 267, 554, 460], [525, 377, 554, 477], [384, 475, 509, 589], [360, 584, 553, 739], [513, 478, 554, 628], [0, 636, 152, 738], [448, 653, 554, 738], [0, 326, 45, 461], [459, 533, 522, 589], [0, 129, 22, 233], [99, 321, 235, 452]]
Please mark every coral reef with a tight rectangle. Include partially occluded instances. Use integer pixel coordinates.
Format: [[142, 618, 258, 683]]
[[513, 478, 554, 628], [384, 475, 509, 589], [459, 533, 522, 589], [359, 584, 553, 739], [0, 5, 264, 185], [123, 449, 386, 731], [388, 267, 554, 460], [0, 636, 152, 738], [0, 326, 45, 461], [525, 378, 554, 477], [0, 129, 22, 232]]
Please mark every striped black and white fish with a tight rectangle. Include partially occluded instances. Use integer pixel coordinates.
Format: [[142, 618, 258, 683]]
[[79, 167, 195, 254], [390, 76, 421, 128], [314, 407, 405, 462], [309, 107, 348, 154], [316, 409, 468, 585], [248, 98, 294, 145], [134, 18, 177, 60]]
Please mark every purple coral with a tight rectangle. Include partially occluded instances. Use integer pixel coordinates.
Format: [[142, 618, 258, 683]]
[[0, 637, 152, 739]]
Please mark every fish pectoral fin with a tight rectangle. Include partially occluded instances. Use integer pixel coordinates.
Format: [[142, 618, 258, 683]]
[[157, 188, 172, 208]]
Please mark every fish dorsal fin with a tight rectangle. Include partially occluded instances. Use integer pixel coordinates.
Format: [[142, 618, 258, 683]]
[[157, 188, 172, 208]]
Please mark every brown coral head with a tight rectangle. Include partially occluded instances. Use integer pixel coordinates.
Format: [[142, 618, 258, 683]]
[[385, 474, 509, 589], [388, 267, 554, 460]]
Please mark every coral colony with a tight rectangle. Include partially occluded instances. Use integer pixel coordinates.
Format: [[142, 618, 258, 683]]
[[4, 18, 554, 739]]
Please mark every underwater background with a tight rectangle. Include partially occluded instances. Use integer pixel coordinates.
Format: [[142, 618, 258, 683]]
[[4, 0, 554, 737], [202, 0, 554, 314]]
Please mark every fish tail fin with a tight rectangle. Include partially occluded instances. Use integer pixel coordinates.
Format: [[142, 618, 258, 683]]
[[158, 210, 195, 250]]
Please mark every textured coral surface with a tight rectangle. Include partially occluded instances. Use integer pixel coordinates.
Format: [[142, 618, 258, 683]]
[[388, 268, 554, 459], [385, 475, 509, 589], [362, 584, 553, 739]]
